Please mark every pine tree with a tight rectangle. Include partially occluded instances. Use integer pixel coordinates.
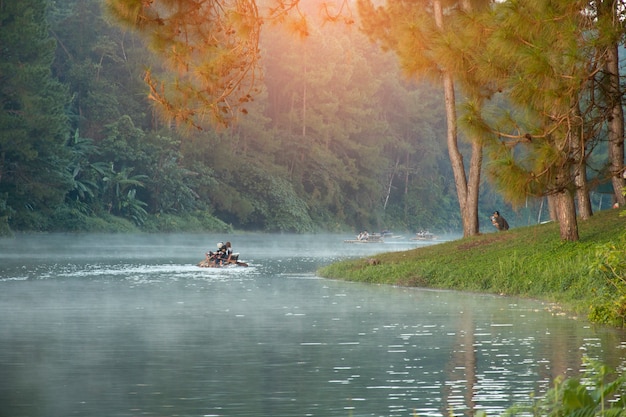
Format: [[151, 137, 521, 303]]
[[465, 0, 596, 241], [357, 0, 492, 237], [595, 0, 626, 207]]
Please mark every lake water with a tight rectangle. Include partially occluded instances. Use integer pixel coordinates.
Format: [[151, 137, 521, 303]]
[[1, 233, 625, 417]]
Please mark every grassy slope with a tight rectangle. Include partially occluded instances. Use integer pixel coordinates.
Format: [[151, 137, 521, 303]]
[[318, 208, 626, 321]]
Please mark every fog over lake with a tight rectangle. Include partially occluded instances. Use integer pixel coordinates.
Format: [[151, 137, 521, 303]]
[[1, 233, 625, 417]]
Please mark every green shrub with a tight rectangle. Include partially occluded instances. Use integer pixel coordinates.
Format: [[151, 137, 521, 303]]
[[503, 359, 626, 417], [588, 233, 626, 326]]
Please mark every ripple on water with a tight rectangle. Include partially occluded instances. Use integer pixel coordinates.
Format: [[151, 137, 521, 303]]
[[20, 262, 258, 284], [2, 234, 626, 417]]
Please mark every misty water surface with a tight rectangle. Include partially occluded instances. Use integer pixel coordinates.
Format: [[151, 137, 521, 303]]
[[1, 233, 625, 417]]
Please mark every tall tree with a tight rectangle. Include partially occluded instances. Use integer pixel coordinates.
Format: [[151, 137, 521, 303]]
[[357, 0, 492, 238], [464, 0, 598, 241], [594, 0, 626, 207], [0, 0, 72, 229]]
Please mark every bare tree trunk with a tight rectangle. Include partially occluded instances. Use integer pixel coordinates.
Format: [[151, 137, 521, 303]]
[[547, 194, 558, 221], [575, 172, 592, 220], [466, 140, 482, 234], [553, 189, 579, 241], [573, 104, 592, 219], [404, 151, 410, 222], [384, 159, 399, 211], [404, 151, 409, 195], [434, 0, 481, 238], [302, 62, 307, 137], [605, 42, 626, 206]]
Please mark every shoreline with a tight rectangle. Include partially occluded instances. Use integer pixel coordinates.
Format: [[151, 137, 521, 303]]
[[318, 209, 626, 327]]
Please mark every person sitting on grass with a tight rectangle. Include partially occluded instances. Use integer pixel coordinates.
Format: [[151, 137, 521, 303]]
[[491, 211, 509, 231]]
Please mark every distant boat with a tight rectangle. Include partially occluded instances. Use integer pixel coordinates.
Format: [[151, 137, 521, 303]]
[[344, 233, 384, 243], [411, 231, 437, 241]]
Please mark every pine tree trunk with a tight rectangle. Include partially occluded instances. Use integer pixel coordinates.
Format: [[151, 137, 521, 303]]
[[572, 103, 592, 219], [434, 0, 480, 238], [554, 189, 579, 241], [547, 194, 558, 222], [575, 174, 592, 220], [606, 42, 626, 206], [465, 140, 482, 235]]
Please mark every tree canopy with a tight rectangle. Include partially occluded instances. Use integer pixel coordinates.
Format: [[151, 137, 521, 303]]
[[0, 0, 72, 230], [1, 0, 624, 239]]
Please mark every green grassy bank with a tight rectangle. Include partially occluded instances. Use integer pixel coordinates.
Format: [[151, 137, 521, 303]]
[[318, 208, 626, 326]]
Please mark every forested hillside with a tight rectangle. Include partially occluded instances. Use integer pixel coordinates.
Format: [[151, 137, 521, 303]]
[[0, 0, 581, 235]]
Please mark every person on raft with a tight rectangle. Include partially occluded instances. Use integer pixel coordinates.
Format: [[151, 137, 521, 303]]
[[205, 241, 236, 265]]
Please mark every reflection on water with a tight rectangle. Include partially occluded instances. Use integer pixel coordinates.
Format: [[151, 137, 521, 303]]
[[0, 233, 625, 417]]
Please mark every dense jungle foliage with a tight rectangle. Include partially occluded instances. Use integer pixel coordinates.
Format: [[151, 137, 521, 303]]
[[0, 0, 535, 235]]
